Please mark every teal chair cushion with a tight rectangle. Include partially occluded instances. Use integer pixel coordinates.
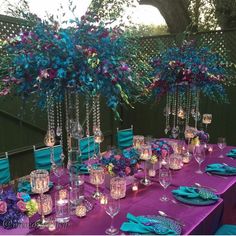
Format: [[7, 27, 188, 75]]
[[117, 128, 133, 150], [215, 224, 236, 235], [34, 145, 62, 171], [0, 156, 10, 184], [80, 136, 99, 161]]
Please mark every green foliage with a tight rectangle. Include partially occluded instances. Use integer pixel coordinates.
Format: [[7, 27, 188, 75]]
[[125, 24, 169, 37]]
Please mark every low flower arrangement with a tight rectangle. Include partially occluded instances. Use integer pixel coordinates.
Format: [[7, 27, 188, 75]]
[[150, 139, 174, 160], [0, 189, 38, 230], [100, 148, 140, 177], [190, 130, 209, 145]]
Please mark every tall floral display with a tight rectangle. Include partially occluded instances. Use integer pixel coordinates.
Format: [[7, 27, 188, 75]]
[[0, 15, 148, 165], [148, 40, 231, 139]]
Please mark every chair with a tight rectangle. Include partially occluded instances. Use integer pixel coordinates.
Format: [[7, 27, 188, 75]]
[[215, 224, 236, 235], [0, 152, 11, 184], [33, 145, 62, 171], [79, 136, 99, 161], [117, 126, 134, 150]]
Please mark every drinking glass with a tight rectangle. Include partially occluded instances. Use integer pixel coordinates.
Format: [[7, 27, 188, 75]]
[[52, 162, 64, 190], [159, 166, 172, 202], [193, 145, 205, 174], [105, 198, 120, 235], [217, 137, 226, 158]]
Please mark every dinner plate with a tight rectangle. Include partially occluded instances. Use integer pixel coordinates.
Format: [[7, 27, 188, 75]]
[[144, 215, 182, 235], [172, 190, 218, 206]]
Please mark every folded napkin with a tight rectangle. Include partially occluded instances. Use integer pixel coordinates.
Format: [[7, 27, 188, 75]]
[[226, 149, 236, 158], [120, 213, 178, 235], [172, 186, 218, 200], [206, 163, 236, 174], [77, 164, 89, 174], [18, 181, 53, 194]]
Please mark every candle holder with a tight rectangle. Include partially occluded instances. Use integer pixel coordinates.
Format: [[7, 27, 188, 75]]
[[140, 145, 152, 186], [202, 114, 212, 131], [110, 177, 126, 199], [90, 166, 105, 199], [133, 135, 145, 150], [55, 189, 70, 223], [184, 126, 196, 162], [30, 169, 50, 228], [37, 194, 52, 216]]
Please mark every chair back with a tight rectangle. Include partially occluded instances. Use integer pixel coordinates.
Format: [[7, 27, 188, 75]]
[[117, 127, 134, 150], [80, 136, 99, 161], [0, 152, 11, 184], [34, 145, 62, 170]]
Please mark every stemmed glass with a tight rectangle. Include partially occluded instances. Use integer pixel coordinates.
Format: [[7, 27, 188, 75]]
[[90, 166, 105, 199], [193, 144, 205, 174], [105, 197, 120, 235], [217, 137, 226, 158], [140, 145, 152, 186], [159, 165, 172, 202]]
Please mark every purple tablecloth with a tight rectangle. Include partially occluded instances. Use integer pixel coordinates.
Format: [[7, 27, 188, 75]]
[[1, 142, 236, 235]]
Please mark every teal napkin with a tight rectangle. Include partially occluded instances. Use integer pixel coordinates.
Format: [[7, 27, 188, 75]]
[[120, 213, 178, 235], [78, 164, 89, 174], [172, 186, 218, 200], [18, 181, 53, 194], [206, 163, 236, 174], [226, 149, 236, 158]]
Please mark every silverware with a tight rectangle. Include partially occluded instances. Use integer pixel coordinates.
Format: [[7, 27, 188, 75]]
[[193, 182, 217, 192], [206, 171, 228, 179], [158, 210, 185, 227], [171, 199, 192, 208]]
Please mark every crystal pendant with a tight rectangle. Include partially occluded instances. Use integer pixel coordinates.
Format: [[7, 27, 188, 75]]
[[44, 129, 56, 147], [163, 106, 171, 117], [56, 127, 62, 137], [70, 120, 84, 138], [192, 111, 201, 121], [171, 126, 180, 139], [164, 125, 171, 135], [177, 107, 185, 119], [94, 128, 104, 143]]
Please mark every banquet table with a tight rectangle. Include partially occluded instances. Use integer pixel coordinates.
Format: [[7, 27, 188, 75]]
[[1, 142, 236, 235]]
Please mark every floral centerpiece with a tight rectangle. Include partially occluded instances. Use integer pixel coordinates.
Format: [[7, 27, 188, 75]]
[[0, 189, 38, 230], [150, 139, 173, 160], [148, 40, 232, 138], [190, 130, 209, 145], [100, 148, 140, 177]]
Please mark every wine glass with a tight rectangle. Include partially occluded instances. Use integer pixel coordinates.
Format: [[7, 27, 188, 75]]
[[217, 137, 226, 158], [105, 198, 120, 235], [193, 145, 205, 174], [159, 166, 172, 202]]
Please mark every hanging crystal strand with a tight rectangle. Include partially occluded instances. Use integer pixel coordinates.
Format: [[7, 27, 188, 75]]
[[58, 102, 65, 163], [164, 93, 171, 135], [171, 86, 179, 139], [185, 87, 191, 129], [65, 91, 71, 152], [85, 97, 92, 168], [92, 96, 97, 159], [94, 95, 104, 158], [194, 89, 200, 129]]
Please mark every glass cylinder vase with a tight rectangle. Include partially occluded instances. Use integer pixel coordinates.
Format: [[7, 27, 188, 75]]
[[110, 177, 126, 199]]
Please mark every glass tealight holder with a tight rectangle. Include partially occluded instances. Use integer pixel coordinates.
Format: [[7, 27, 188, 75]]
[[140, 145, 152, 186], [110, 177, 126, 199], [37, 194, 52, 216], [202, 114, 212, 130], [30, 169, 50, 228], [169, 154, 183, 170], [55, 189, 70, 224], [90, 166, 105, 199], [133, 135, 145, 149]]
